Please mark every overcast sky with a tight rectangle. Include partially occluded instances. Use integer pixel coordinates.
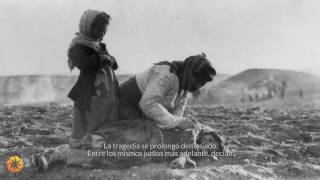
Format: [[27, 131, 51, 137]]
[[0, 0, 319, 76]]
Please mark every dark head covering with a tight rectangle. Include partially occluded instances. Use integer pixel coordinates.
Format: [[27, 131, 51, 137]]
[[155, 53, 216, 94], [78, 9, 110, 39]]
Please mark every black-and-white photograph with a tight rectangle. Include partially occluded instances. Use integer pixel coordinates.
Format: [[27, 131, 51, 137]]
[[1, 0, 320, 179]]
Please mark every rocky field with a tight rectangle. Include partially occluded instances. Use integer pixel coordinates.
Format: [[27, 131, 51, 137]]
[[0, 97, 320, 180]]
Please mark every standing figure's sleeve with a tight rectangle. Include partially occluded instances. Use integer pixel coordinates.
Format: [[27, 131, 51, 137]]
[[68, 45, 102, 72], [139, 73, 184, 129]]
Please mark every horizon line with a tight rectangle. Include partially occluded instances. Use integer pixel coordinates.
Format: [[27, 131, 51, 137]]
[[0, 68, 318, 77]]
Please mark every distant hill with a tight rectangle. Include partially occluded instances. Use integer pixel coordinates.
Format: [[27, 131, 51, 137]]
[[0, 74, 131, 105], [2, 69, 320, 106], [0, 73, 229, 105], [188, 74, 230, 104], [193, 69, 320, 104]]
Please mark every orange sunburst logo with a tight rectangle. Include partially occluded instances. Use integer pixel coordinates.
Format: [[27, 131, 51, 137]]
[[6, 156, 24, 174]]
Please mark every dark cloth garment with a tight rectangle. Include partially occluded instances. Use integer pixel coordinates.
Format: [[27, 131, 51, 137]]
[[71, 66, 120, 139], [119, 76, 144, 120], [68, 43, 120, 139], [71, 107, 87, 139], [154, 54, 216, 94], [71, 91, 119, 139], [68, 43, 116, 110], [68, 9, 120, 140]]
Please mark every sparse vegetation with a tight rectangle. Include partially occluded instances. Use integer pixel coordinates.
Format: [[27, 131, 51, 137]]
[[0, 96, 319, 179]]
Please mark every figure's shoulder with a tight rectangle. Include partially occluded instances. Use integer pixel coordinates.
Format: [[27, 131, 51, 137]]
[[136, 65, 179, 92], [68, 44, 95, 56], [153, 65, 179, 82], [150, 65, 179, 90]]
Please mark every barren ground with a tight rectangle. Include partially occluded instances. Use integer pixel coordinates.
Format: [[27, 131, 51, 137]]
[[0, 97, 320, 180]]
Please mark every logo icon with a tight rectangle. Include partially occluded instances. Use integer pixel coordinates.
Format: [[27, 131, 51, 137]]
[[6, 156, 24, 174]]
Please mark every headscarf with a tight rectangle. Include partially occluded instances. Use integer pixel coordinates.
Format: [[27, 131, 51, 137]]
[[67, 10, 107, 71], [155, 53, 216, 95]]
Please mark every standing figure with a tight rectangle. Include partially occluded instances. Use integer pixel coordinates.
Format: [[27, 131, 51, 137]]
[[280, 80, 287, 99], [67, 10, 119, 144]]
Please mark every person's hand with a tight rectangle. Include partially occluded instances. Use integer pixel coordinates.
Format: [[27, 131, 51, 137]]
[[100, 55, 118, 70], [109, 56, 118, 70]]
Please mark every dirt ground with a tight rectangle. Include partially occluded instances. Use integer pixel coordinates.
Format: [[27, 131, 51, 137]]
[[0, 97, 320, 180]]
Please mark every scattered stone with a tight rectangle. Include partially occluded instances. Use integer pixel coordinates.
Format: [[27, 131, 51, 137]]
[[32, 135, 68, 147], [20, 126, 53, 135], [303, 144, 320, 157], [1, 103, 320, 179]]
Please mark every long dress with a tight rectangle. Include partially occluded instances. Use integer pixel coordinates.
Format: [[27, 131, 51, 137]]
[[68, 44, 119, 139]]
